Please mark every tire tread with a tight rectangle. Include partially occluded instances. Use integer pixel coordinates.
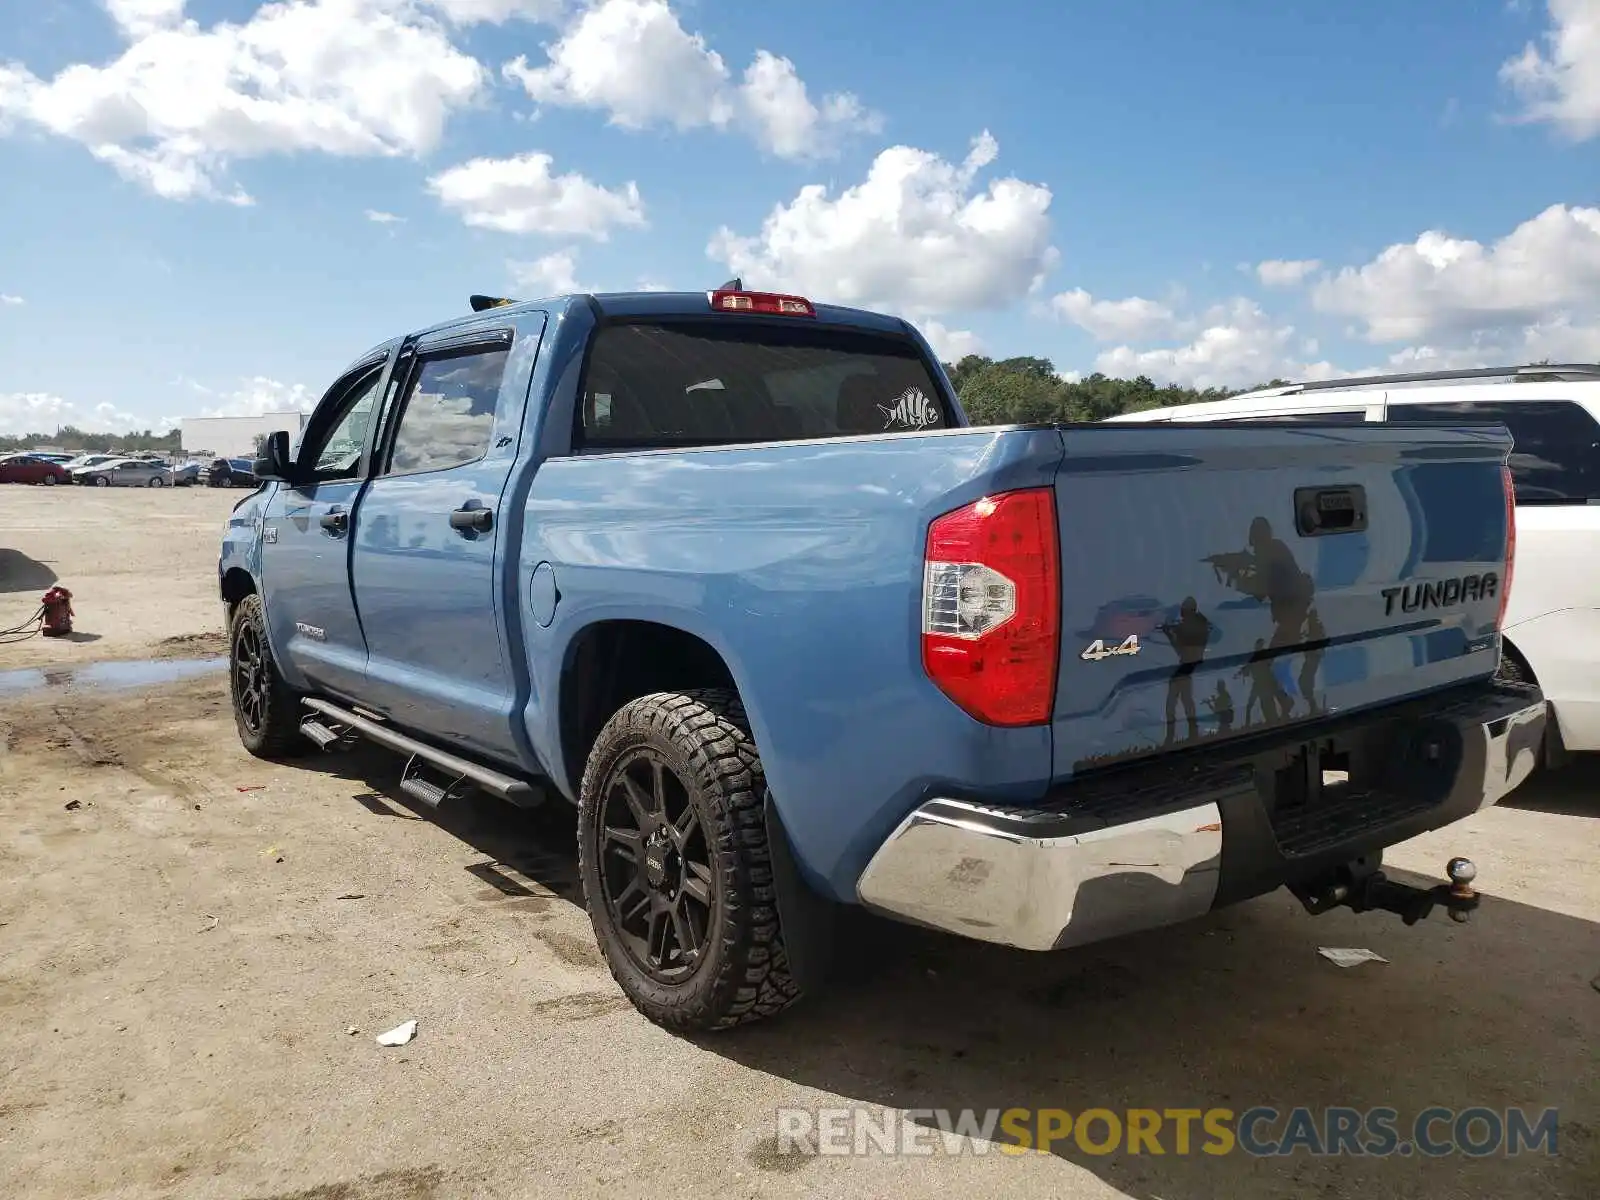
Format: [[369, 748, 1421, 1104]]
[[578, 688, 801, 1032], [229, 594, 307, 760]]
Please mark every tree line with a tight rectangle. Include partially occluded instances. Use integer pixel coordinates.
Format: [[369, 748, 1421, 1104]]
[[944, 355, 1286, 424], [0, 426, 183, 456]]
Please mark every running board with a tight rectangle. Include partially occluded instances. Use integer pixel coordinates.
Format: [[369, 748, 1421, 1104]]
[[300, 697, 542, 807]]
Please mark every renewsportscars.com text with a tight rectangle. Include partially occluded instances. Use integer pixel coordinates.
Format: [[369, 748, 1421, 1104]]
[[774, 1105, 1561, 1158]]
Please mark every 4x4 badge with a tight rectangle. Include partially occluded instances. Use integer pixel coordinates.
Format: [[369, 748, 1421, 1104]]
[[1081, 634, 1142, 662]]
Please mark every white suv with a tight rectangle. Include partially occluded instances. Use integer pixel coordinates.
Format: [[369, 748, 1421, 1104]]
[[1106, 363, 1600, 766]]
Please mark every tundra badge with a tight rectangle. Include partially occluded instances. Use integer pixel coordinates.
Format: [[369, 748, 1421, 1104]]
[[1381, 573, 1498, 617]]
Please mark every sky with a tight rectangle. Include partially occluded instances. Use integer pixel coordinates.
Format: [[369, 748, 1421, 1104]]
[[0, 0, 1597, 436]]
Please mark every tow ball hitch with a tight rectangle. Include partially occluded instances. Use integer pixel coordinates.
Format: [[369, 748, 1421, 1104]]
[[1292, 856, 1480, 925]]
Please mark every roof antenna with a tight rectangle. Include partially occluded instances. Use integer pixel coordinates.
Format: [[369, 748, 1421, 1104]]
[[717, 277, 743, 292]]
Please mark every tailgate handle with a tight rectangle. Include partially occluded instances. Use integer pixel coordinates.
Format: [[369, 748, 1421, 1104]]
[[1295, 485, 1367, 537]]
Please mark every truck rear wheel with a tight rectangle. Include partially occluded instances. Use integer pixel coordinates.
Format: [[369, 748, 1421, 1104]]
[[229, 594, 306, 760], [577, 689, 801, 1032]]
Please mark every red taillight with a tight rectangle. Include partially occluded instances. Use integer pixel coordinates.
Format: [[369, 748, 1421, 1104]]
[[709, 289, 815, 317], [921, 488, 1060, 726], [1498, 463, 1516, 630]]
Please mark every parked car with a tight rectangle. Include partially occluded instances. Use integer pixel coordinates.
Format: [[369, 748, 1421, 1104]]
[[218, 287, 1542, 1032], [0, 453, 72, 485], [168, 460, 202, 486], [1106, 363, 1600, 768], [205, 457, 258, 488], [61, 452, 120, 474], [75, 457, 174, 487]]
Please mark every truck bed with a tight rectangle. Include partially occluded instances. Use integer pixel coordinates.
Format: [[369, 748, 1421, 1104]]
[[518, 418, 1513, 899]]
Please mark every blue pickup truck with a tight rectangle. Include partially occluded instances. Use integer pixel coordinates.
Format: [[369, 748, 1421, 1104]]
[[219, 285, 1547, 1031]]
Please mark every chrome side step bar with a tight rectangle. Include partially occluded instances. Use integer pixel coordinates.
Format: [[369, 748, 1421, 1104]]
[[300, 697, 542, 808]]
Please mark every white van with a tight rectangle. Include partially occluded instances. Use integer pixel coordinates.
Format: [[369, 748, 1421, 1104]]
[[1107, 363, 1600, 765]]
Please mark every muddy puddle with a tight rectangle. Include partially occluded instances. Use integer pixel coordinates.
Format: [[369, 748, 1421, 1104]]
[[0, 656, 224, 698]]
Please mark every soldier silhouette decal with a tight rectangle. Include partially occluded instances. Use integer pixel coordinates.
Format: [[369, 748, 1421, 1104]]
[[1206, 516, 1326, 728]]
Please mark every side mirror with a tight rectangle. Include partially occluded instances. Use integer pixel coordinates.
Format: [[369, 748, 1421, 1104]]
[[253, 430, 296, 483]]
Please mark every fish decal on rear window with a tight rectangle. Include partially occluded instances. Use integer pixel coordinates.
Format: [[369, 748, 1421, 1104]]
[[878, 386, 939, 429]]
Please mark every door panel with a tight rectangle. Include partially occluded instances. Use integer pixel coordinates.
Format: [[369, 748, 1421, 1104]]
[[258, 360, 392, 697], [351, 316, 544, 765], [260, 479, 368, 696]]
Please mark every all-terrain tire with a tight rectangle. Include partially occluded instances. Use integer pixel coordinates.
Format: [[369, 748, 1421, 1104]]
[[577, 689, 802, 1032], [228, 593, 307, 760]]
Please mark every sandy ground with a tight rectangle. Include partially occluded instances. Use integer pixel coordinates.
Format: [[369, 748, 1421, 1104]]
[[1, 484, 238, 668], [0, 482, 1597, 1200]]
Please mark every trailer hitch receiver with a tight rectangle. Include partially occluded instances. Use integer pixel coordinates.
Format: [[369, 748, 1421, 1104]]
[[1292, 855, 1481, 925]]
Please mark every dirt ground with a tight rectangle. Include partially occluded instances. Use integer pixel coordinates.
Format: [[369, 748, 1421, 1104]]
[[1, 485, 237, 667], [1, 484, 1597, 1199]]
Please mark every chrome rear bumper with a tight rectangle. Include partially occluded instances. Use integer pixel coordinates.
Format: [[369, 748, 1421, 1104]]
[[856, 688, 1546, 952]]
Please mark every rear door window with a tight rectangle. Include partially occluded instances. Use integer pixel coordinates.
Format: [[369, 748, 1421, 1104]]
[[577, 321, 951, 449], [382, 345, 510, 476], [1386, 400, 1600, 504]]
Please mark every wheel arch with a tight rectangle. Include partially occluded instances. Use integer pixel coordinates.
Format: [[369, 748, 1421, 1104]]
[[556, 618, 744, 803], [220, 566, 258, 627], [1498, 633, 1570, 768]]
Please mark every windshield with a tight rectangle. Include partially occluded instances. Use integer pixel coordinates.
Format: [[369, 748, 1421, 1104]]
[[577, 320, 951, 450]]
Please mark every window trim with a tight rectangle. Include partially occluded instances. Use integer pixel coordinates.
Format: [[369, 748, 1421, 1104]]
[[371, 338, 514, 481], [295, 361, 389, 486], [1219, 408, 1371, 425]]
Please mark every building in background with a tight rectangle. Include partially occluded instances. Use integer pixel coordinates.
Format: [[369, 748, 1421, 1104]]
[[180, 411, 308, 458]]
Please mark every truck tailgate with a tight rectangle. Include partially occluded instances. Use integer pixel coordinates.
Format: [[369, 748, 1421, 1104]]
[[1052, 421, 1513, 777]]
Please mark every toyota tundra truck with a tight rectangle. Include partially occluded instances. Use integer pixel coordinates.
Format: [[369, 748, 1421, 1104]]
[[218, 285, 1545, 1032]]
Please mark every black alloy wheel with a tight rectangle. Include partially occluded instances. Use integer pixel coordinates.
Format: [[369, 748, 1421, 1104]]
[[597, 746, 716, 982], [227, 594, 305, 759], [577, 689, 802, 1032]]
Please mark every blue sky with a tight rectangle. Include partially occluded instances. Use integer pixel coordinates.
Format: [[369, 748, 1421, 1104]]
[[1, 0, 1597, 434]]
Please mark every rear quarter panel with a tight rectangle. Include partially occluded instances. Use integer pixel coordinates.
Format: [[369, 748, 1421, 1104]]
[[518, 427, 1064, 902]]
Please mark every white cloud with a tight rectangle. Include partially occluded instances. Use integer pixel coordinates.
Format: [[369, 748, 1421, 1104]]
[[1500, 0, 1600, 140], [1094, 299, 1338, 390], [918, 320, 984, 361], [421, 0, 566, 23], [503, 0, 877, 159], [104, 0, 187, 38], [365, 209, 404, 223], [1380, 315, 1600, 371], [737, 50, 883, 160], [0, 392, 147, 436], [1311, 203, 1600, 342], [198, 376, 314, 418], [0, 1, 487, 202], [1, 294, 22, 305], [505, 0, 729, 130], [1255, 258, 1321, 287], [709, 132, 1056, 319], [1049, 288, 1180, 341], [508, 247, 583, 294], [427, 152, 644, 238]]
